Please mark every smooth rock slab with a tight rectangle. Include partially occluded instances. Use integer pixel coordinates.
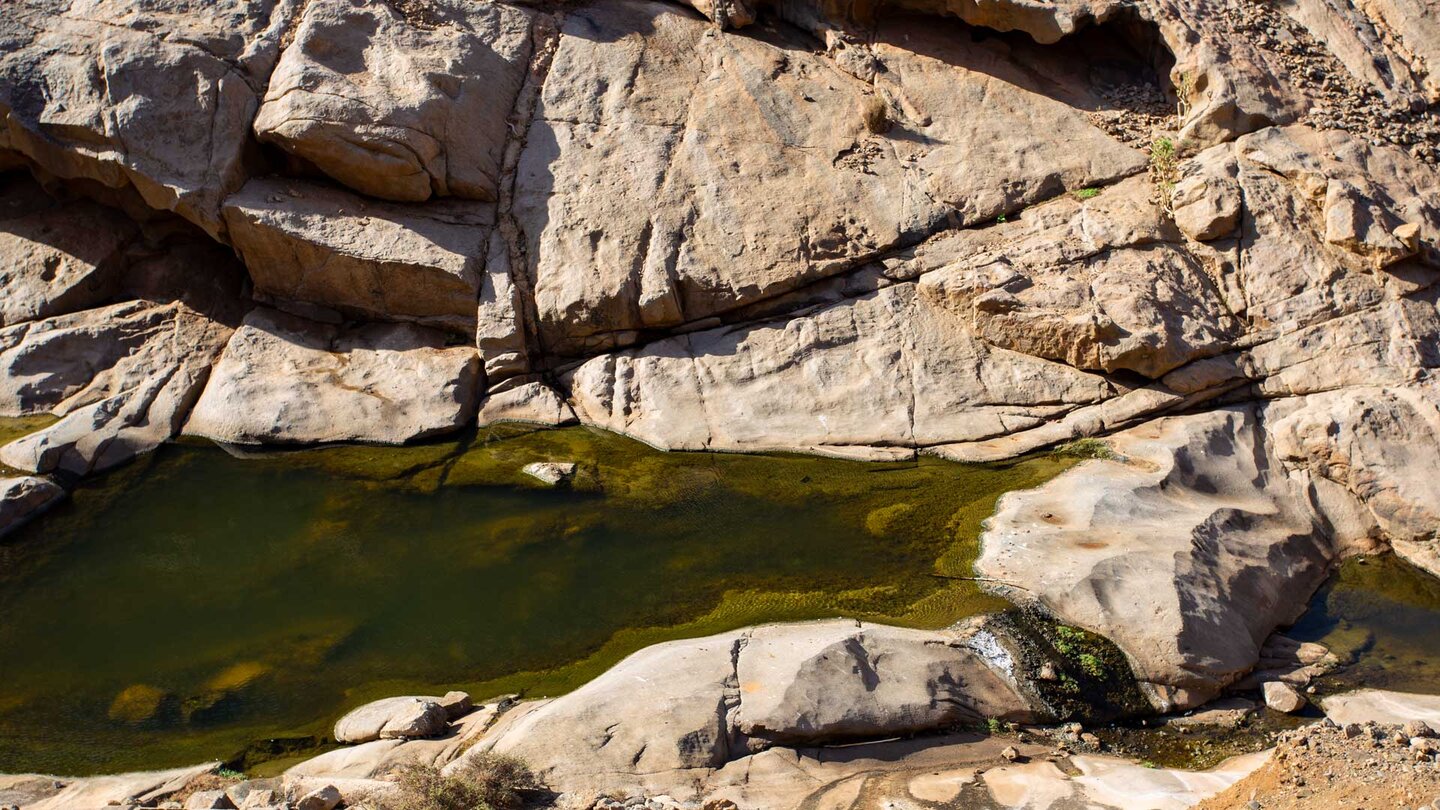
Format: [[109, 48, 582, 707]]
[[185, 308, 480, 446], [255, 0, 532, 202], [333, 697, 449, 744], [223, 178, 493, 334], [1321, 689, 1440, 732]]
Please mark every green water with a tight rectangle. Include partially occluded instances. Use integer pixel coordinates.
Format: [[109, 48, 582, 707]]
[[0, 425, 1071, 775], [1287, 554, 1440, 695]]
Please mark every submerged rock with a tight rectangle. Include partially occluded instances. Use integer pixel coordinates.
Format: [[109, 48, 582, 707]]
[[521, 461, 576, 486]]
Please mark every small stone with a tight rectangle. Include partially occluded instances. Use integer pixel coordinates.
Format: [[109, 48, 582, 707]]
[[184, 791, 236, 810], [439, 690, 473, 720], [1264, 681, 1307, 714], [1001, 745, 1022, 762], [522, 461, 578, 486], [295, 784, 341, 810]]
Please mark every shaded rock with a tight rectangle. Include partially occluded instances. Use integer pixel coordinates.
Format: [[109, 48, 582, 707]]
[[255, 0, 533, 202], [476, 381, 576, 427], [0, 300, 232, 475], [437, 691, 472, 721], [0, 0, 290, 239], [334, 697, 449, 744], [0, 192, 137, 327], [184, 308, 480, 446], [977, 406, 1332, 711], [0, 475, 64, 538], [922, 243, 1237, 378], [1262, 681, 1306, 714], [222, 178, 492, 334]]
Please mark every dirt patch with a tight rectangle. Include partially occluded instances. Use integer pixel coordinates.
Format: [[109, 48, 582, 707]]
[[1195, 719, 1440, 809]]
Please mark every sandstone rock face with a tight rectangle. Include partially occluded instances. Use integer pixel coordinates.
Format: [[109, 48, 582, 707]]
[[223, 178, 492, 334], [184, 308, 480, 446], [0, 182, 137, 326], [0, 475, 65, 538], [255, 0, 533, 203], [0, 300, 232, 475], [517, 0, 1144, 356], [476, 381, 576, 428], [333, 696, 450, 744], [0, 0, 290, 239], [467, 619, 1035, 790], [977, 406, 1334, 710]]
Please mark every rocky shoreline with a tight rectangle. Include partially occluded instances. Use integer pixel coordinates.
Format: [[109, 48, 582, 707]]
[[2, 0, 1440, 804]]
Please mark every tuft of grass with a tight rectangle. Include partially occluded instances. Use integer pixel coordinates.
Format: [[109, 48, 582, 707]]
[[377, 754, 541, 810], [1055, 438, 1113, 460], [861, 96, 890, 134], [1072, 187, 1101, 200], [1149, 136, 1179, 214]]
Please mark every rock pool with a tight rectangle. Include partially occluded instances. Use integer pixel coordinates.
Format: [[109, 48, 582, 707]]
[[0, 425, 1072, 775]]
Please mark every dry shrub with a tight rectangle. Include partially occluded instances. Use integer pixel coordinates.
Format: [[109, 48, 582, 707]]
[[378, 754, 541, 810]]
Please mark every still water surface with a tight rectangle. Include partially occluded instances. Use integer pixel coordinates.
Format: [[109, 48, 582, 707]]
[[0, 425, 1070, 775]]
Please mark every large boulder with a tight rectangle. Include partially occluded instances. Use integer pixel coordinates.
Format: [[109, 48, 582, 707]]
[[333, 697, 450, 744], [0, 0, 291, 239], [222, 178, 492, 334], [0, 475, 64, 538], [466, 619, 1036, 792], [0, 300, 232, 475], [977, 406, 1334, 711], [184, 308, 480, 446], [0, 178, 138, 326], [254, 0, 533, 202]]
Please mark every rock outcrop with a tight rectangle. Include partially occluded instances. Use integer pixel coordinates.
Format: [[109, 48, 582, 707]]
[[333, 696, 451, 744], [254, 0, 533, 203], [464, 619, 1036, 791], [0, 300, 232, 476]]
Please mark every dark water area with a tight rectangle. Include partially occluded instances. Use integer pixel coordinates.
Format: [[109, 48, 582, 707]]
[[1288, 554, 1440, 696], [0, 424, 1072, 775]]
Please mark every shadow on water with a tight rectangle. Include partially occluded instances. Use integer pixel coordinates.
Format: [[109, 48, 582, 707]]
[[0, 424, 1073, 776]]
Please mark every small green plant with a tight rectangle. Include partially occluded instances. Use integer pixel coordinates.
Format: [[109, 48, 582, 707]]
[[378, 754, 541, 810], [1076, 652, 1107, 680], [1149, 136, 1179, 214], [1174, 71, 1195, 120], [1072, 187, 1101, 200], [1056, 437, 1113, 460], [215, 768, 245, 780], [996, 214, 1008, 223], [987, 717, 1004, 735]]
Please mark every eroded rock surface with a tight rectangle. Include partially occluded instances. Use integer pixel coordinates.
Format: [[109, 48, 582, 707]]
[[0, 474, 64, 538]]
